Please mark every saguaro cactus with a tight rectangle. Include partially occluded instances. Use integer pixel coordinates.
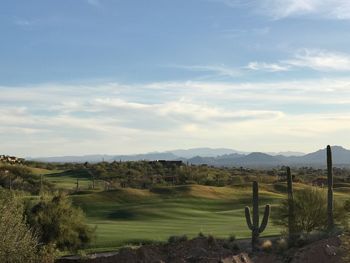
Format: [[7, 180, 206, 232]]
[[245, 181, 270, 251], [327, 145, 334, 231], [76, 178, 79, 192], [286, 167, 296, 243]]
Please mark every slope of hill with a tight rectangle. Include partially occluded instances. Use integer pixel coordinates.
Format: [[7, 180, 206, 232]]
[[295, 146, 350, 165], [231, 152, 284, 167], [170, 148, 245, 158]]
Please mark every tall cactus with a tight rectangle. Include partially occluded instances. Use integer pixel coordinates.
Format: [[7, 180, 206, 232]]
[[245, 181, 270, 251], [286, 167, 296, 243], [327, 145, 334, 231]]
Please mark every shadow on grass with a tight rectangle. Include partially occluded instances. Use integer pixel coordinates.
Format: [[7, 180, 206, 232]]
[[45, 169, 91, 179], [108, 209, 137, 220], [150, 185, 191, 195]]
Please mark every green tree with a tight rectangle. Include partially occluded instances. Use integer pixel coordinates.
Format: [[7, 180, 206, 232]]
[[28, 193, 95, 251], [0, 191, 39, 263], [273, 187, 348, 233]]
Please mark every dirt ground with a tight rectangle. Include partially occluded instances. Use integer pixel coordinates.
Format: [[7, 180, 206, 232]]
[[56, 235, 347, 263]]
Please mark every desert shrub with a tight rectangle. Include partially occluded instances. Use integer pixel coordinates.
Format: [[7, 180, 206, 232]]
[[230, 176, 244, 185], [223, 235, 239, 251], [344, 200, 350, 212], [223, 241, 239, 251], [276, 238, 288, 253], [168, 235, 188, 244], [198, 232, 206, 238], [259, 175, 276, 184], [340, 232, 350, 263], [0, 165, 53, 194], [261, 240, 273, 252], [228, 234, 236, 242], [27, 192, 95, 251], [272, 187, 349, 233], [38, 243, 59, 263], [207, 235, 217, 246], [0, 191, 39, 263]]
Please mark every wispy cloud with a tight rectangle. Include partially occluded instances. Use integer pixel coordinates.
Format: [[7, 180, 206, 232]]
[[247, 49, 350, 72], [176, 49, 350, 77], [172, 64, 241, 78], [13, 17, 37, 27], [215, 0, 350, 20], [245, 62, 290, 72], [285, 49, 350, 71], [1, 78, 350, 155]]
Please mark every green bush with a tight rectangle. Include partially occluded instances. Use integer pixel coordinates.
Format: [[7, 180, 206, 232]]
[[0, 165, 53, 194], [228, 234, 236, 242], [167, 235, 188, 244], [27, 193, 95, 252], [0, 191, 39, 263], [273, 187, 349, 233], [344, 200, 350, 212]]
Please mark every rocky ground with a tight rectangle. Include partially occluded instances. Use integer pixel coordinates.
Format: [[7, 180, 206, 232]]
[[56, 234, 348, 263]]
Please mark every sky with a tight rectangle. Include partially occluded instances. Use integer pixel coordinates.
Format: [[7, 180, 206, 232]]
[[1, 0, 350, 157]]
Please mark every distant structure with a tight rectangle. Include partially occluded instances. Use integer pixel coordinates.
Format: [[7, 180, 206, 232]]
[[148, 160, 183, 167], [0, 155, 24, 165]]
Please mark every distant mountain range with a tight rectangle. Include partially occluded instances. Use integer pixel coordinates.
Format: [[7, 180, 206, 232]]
[[29, 146, 350, 168]]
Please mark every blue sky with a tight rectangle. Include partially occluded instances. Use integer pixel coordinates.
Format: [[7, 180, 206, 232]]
[[1, 0, 350, 156]]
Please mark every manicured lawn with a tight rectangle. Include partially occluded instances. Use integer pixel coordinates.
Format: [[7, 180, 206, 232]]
[[72, 185, 284, 250], [39, 169, 105, 191], [29, 169, 350, 253]]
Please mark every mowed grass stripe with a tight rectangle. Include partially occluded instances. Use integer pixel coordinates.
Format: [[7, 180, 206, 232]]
[[72, 185, 284, 249]]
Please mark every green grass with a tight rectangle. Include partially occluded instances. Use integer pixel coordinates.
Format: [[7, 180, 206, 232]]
[[26, 168, 350, 253], [72, 185, 284, 250], [41, 169, 105, 191], [28, 167, 62, 175]]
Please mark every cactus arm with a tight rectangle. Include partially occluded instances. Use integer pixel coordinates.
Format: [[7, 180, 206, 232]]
[[259, 204, 270, 233], [245, 206, 253, 230]]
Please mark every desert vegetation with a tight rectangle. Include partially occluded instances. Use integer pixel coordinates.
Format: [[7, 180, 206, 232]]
[[1, 145, 350, 262]]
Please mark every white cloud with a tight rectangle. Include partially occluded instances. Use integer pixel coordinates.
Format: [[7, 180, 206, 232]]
[[285, 49, 350, 71], [215, 0, 350, 20], [177, 50, 350, 77], [246, 49, 350, 72], [173, 64, 241, 78], [1, 78, 350, 156], [245, 62, 290, 72]]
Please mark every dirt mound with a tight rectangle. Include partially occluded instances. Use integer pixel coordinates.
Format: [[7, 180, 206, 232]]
[[56, 235, 347, 263], [290, 236, 342, 263], [57, 236, 243, 263]]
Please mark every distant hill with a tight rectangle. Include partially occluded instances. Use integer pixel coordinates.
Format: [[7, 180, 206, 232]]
[[268, 151, 305, 157], [30, 148, 245, 163], [29, 146, 350, 168], [293, 146, 350, 165], [111, 152, 179, 162], [170, 148, 245, 158], [185, 146, 350, 168], [31, 152, 179, 163]]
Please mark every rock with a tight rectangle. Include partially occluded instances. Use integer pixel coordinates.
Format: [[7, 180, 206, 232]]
[[324, 244, 337, 256], [220, 253, 252, 263]]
